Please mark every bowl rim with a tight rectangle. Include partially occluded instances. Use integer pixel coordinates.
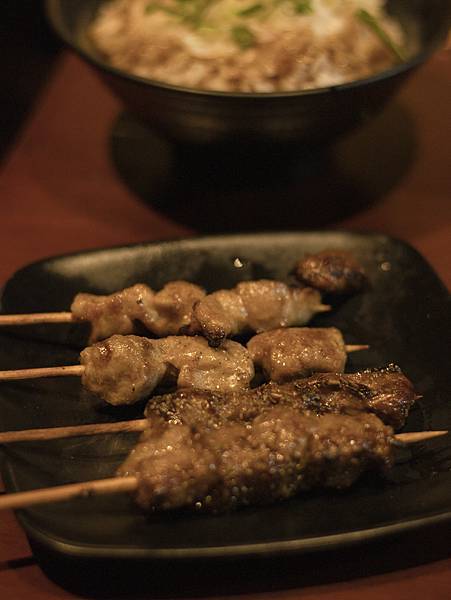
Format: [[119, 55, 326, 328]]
[[45, 0, 451, 99]]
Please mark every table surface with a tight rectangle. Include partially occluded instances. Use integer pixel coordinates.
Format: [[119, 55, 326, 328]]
[[0, 45, 450, 598]]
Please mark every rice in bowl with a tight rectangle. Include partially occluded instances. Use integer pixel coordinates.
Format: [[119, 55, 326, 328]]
[[89, 0, 412, 93]]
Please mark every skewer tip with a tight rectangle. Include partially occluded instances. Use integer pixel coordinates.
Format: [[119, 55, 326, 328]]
[[316, 304, 332, 313], [345, 344, 370, 353], [394, 430, 448, 445]]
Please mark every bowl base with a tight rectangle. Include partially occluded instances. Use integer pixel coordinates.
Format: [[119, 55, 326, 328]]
[[111, 100, 416, 232]]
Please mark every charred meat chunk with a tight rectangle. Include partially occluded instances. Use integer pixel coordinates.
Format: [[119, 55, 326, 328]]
[[119, 408, 394, 512], [295, 250, 366, 294], [145, 367, 416, 431]]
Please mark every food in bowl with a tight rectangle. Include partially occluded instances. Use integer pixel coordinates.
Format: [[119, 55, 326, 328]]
[[88, 0, 413, 93]]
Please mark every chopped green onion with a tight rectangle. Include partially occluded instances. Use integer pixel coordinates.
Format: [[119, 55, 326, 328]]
[[231, 25, 256, 49], [237, 3, 264, 17], [293, 0, 312, 15], [356, 9, 406, 62]]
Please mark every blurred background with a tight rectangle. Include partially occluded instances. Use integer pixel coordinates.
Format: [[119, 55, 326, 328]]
[[0, 2, 60, 160], [0, 2, 449, 259]]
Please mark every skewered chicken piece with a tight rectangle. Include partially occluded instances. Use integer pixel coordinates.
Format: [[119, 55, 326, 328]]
[[145, 365, 416, 430], [0, 280, 328, 345], [80, 335, 255, 405], [187, 281, 329, 346], [72, 281, 206, 343], [0, 335, 253, 405], [294, 250, 366, 294], [0, 281, 206, 344], [0, 329, 368, 407], [247, 327, 367, 382]]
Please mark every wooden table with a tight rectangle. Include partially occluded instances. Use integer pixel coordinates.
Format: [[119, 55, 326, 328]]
[[0, 46, 450, 598]]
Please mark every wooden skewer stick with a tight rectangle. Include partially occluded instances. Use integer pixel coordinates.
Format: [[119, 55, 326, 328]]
[[0, 306, 332, 327], [0, 344, 368, 383], [394, 430, 448, 444], [0, 312, 73, 325], [0, 419, 148, 444], [345, 344, 369, 352], [0, 476, 138, 511], [0, 430, 446, 511], [0, 365, 84, 381], [316, 304, 332, 313], [0, 420, 445, 446]]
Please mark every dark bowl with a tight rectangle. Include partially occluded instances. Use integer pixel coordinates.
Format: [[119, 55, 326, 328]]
[[45, 0, 451, 146]]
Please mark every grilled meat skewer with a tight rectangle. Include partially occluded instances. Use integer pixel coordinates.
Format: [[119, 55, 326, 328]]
[[2, 412, 444, 513], [0, 281, 205, 343], [119, 409, 394, 512], [82, 329, 369, 406], [0, 249, 366, 344], [0, 366, 419, 443], [0, 329, 368, 406], [145, 366, 416, 431], [0, 279, 328, 345]]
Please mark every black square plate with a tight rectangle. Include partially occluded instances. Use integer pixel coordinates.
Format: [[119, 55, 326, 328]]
[[0, 231, 450, 562]]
